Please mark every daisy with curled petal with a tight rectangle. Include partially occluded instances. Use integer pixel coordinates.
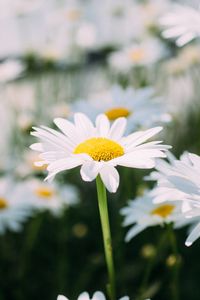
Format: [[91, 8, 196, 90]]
[[160, 4, 200, 47], [155, 153, 200, 246], [146, 151, 191, 203], [15, 178, 79, 216], [30, 113, 170, 193], [0, 177, 31, 234], [71, 85, 171, 132], [57, 291, 130, 300], [121, 190, 187, 242]]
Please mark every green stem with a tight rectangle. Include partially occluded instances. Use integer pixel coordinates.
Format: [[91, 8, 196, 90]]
[[96, 176, 116, 300]]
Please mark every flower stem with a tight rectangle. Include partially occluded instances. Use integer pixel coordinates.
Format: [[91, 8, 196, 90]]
[[96, 175, 116, 300]]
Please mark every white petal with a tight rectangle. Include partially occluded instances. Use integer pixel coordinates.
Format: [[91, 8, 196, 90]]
[[125, 224, 146, 242], [92, 291, 106, 300], [54, 118, 78, 141], [124, 127, 163, 148], [57, 296, 68, 300], [30, 143, 43, 152], [78, 292, 90, 300], [95, 114, 110, 136], [74, 113, 96, 138], [109, 117, 127, 141], [185, 222, 200, 247], [100, 165, 119, 193], [80, 162, 101, 182], [113, 153, 155, 169]]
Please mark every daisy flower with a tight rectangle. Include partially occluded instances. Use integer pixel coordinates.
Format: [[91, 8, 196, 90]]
[[160, 4, 200, 46], [16, 178, 79, 216], [149, 152, 200, 246], [0, 177, 31, 234], [121, 190, 187, 242], [57, 291, 137, 300], [71, 85, 171, 131], [30, 113, 170, 193], [108, 38, 166, 73]]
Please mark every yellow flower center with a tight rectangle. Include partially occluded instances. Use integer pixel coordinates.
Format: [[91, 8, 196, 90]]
[[0, 198, 8, 210], [74, 137, 124, 161], [105, 107, 131, 121], [151, 204, 175, 218], [35, 187, 54, 199], [129, 48, 145, 62]]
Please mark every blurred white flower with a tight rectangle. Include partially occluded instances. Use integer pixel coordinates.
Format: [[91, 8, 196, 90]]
[[15, 178, 79, 216], [0, 177, 31, 234], [121, 190, 188, 242], [108, 39, 166, 73], [30, 113, 170, 193], [160, 4, 200, 46], [57, 292, 130, 300], [0, 60, 25, 83], [71, 85, 171, 131]]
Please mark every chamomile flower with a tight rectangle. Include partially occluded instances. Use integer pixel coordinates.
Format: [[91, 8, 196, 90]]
[[16, 178, 79, 216], [108, 38, 166, 73], [72, 85, 171, 131], [57, 291, 129, 300], [121, 190, 186, 242], [151, 152, 200, 246], [0, 177, 31, 234], [160, 4, 200, 46], [30, 113, 170, 193]]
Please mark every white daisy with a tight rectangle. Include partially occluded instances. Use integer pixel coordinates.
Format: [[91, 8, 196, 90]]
[[0, 177, 31, 234], [71, 85, 171, 131], [57, 291, 130, 300], [160, 4, 200, 46], [149, 152, 200, 246], [121, 190, 187, 242], [15, 178, 79, 216], [161, 153, 200, 246], [108, 38, 166, 73], [30, 113, 170, 193]]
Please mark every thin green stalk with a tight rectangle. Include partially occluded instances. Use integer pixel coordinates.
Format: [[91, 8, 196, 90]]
[[137, 230, 169, 300], [96, 175, 116, 300]]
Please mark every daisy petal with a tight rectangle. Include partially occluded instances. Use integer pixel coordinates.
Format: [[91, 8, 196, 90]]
[[57, 296, 68, 300], [80, 162, 101, 182], [96, 114, 110, 136], [78, 292, 90, 300], [109, 117, 127, 141], [100, 166, 119, 193], [185, 222, 200, 246], [125, 224, 146, 242]]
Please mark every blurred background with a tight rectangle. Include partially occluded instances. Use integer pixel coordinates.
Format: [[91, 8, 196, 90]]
[[1, 0, 200, 299]]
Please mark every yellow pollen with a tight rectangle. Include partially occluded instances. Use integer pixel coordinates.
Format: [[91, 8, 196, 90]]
[[129, 49, 145, 62], [151, 204, 175, 218], [74, 137, 124, 161], [105, 107, 131, 121], [0, 198, 8, 210], [35, 187, 54, 199]]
